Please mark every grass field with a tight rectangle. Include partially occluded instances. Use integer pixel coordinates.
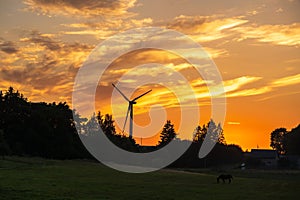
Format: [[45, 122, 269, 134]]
[[0, 157, 299, 200]]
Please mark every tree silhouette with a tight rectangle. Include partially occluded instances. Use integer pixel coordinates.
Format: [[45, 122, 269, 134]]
[[217, 123, 226, 144], [207, 119, 226, 144], [0, 87, 91, 159], [85, 113, 100, 136], [158, 120, 177, 147], [270, 127, 287, 154], [72, 110, 87, 135], [286, 124, 300, 155], [89, 111, 139, 152], [102, 113, 117, 136], [193, 125, 207, 143], [96, 111, 104, 130], [193, 120, 225, 144]]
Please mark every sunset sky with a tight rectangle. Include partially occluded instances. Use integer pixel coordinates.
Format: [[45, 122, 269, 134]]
[[0, 0, 299, 150]]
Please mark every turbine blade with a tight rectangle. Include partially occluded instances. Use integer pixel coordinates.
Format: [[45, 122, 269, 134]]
[[122, 104, 131, 133], [132, 89, 152, 102], [112, 83, 130, 102]]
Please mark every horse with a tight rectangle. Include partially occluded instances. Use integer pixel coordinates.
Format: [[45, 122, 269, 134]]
[[217, 174, 233, 184]]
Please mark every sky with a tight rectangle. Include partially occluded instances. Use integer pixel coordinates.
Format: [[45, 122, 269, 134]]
[[0, 0, 299, 150]]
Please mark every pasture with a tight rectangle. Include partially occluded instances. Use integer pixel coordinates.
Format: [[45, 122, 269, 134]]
[[0, 157, 299, 200]]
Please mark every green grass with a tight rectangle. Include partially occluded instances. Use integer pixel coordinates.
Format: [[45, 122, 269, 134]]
[[0, 157, 299, 200]]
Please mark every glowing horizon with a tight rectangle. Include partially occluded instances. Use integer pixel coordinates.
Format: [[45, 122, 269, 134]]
[[1, 0, 299, 151]]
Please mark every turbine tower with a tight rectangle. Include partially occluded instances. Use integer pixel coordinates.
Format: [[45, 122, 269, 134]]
[[112, 83, 152, 138]]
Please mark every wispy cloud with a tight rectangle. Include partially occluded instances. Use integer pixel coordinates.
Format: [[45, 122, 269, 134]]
[[223, 76, 262, 93], [164, 14, 300, 47], [190, 76, 265, 99], [234, 23, 300, 46], [60, 18, 153, 39], [227, 121, 241, 125], [223, 74, 300, 98], [203, 47, 228, 58], [226, 86, 272, 98], [271, 73, 300, 87], [166, 15, 248, 43], [0, 31, 93, 103], [23, 0, 138, 18]]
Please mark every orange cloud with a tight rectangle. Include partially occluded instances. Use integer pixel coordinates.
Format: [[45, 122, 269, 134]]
[[0, 31, 93, 104], [223, 76, 262, 93], [165, 15, 300, 47], [234, 23, 300, 46], [271, 73, 300, 87], [167, 15, 248, 42], [203, 47, 228, 58], [191, 76, 264, 99], [224, 73, 300, 99], [226, 86, 272, 98], [107, 75, 266, 117], [60, 18, 153, 39], [0, 39, 19, 54], [227, 121, 241, 125], [23, 0, 137, 18]]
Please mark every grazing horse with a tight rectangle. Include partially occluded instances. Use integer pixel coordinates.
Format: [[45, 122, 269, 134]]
[[217, 174, 233, 184]]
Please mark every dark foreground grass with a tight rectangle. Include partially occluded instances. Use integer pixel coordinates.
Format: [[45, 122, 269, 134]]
[[0, 157, 299, 200]]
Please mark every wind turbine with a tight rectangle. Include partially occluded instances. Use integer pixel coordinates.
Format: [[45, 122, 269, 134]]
[[112, 83, 152, 138]]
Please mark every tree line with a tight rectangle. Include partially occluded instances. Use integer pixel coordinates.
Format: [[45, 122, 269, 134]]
[[0, 87, 243, 168], [0, 87, 140, 159], [0, 87, 90, 159], [270, 125, 300, 155], [169, 121, 243, 168]]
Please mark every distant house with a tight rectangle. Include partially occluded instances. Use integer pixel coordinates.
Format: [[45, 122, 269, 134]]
[[279, 155, 300, 169], [247, 149, 279, 168]]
